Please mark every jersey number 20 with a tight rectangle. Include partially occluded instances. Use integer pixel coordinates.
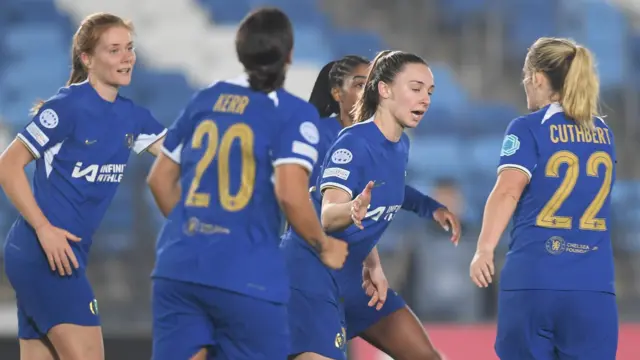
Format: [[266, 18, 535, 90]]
[[536, 150, 613, 231], [185, 120, 255, 211]]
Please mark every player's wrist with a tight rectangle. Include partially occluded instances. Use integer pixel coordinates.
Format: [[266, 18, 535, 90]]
[[476, 244, 495, 255], [33, 219, 52, 233]]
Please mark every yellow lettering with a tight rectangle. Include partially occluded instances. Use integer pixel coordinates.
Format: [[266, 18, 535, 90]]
[[596, 128, 605, 144], [603, 128, 612, 145], [213, 94, 250, 114], [558, 125, 568, 143], [584, 128, 592, 143], [550, 125, 559, 143], [574, 126, 585, 143], [566, 124, 575, 142]]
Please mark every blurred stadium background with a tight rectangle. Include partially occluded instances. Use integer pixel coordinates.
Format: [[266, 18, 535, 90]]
[[1, 0, 639, 358]]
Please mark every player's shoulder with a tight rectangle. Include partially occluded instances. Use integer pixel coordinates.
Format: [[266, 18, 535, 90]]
[[332, 125, 367, 152], [337, 117, 375, 137], [41, 82, 87, 110]]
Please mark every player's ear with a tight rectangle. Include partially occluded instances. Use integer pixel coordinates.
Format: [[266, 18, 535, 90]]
[[377, 81, 391, 100], [330, 87, 341, 103], [81, 52, 92, 69], [286, 50, 293, 65], [532, 71, 546, 89]]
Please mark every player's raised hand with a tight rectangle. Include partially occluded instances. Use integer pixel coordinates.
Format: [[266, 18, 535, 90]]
[[35, 223, 81, 276], [351, 181, 375, 230], [320, 236, 349, 270], [470, 250, 495, 288], [362, 265, 388, 311], [432, 208, 462, 246]]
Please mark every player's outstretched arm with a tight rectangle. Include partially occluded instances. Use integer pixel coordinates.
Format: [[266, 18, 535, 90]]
[[147, 152, 181, 217], [402, 185, 461, 245], [275, 164, 348, 270], [321, 180, 374, 231]]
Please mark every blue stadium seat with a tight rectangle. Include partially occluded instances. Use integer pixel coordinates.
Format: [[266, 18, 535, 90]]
[[582, 3, 626, 88], [438, 0, 490, 27], [506, 0, 558, 55], [5, 23, 67, 56], [458, 101, 519, 135], [250, 0, 324, 25], [465, 135, 503, 173], [198, 0, 251, 24], [429, 64, 469, 111], [408, 135, 466, 180], [293, 26, 334, 64], [330, 30, 385, 59]]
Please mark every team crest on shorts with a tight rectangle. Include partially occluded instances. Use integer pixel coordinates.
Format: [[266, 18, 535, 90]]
[[545, 236, 566, 255], [334, 327, 347, 350], [125, 133, 134, 149], [89, 299, 99, 315]]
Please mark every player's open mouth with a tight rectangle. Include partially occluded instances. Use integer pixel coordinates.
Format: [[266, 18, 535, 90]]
[[117, 68, 131, 74], [411, 110, 425, 119]]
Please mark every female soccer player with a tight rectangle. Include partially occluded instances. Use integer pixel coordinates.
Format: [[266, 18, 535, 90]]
[[282, 50, 451, 360], [295, 55, 461, 359], [470, 37, 617, 360], [0, 12, 166, 360], [146, 8, 348, 360]]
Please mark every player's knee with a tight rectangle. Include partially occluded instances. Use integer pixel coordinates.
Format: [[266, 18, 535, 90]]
[[47, 324, 104, 360]]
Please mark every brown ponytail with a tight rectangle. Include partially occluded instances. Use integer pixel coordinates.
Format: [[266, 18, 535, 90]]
[[351, 50, 392, 123]]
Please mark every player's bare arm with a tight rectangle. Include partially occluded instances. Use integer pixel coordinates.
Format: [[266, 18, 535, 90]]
[[0, 140, 50, 231], [275, 163, 325, 248], [0, 139, 80, 275], [322, 180, 374, 232], [471, 168, 528, 287], [147, 151, 181, 217]]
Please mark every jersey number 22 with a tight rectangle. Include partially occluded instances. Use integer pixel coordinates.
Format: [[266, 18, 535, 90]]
[[536, 150, 613, 231]]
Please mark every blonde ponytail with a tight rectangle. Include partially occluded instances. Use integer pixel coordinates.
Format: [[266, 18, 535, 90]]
[[561, 46, 600, 130]]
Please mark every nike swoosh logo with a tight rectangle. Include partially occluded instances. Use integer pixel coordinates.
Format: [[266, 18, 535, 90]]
[[85, 139, 97, 145]]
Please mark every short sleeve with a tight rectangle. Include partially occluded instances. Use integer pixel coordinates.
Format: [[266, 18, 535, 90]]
[[17, 99, 75, 159], [161, 105, 194, 164], [319, 132, 365, 199], [133, 108, 167, 154], [271, 103, 321, 173], [497, 117, 537, 180]]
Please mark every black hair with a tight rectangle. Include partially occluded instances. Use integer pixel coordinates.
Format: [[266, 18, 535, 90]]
[[308, 55, 369, 118], [352, 50, 428, 123], [235, 7, 293, 93]]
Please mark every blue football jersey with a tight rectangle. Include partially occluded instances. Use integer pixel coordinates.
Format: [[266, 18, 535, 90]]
[[8, 81, 166, 268], [282, 119, 408, 300], [152, 76, 321, 303], [310, 116, 343, 184], [498, 103, 616, 293]]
